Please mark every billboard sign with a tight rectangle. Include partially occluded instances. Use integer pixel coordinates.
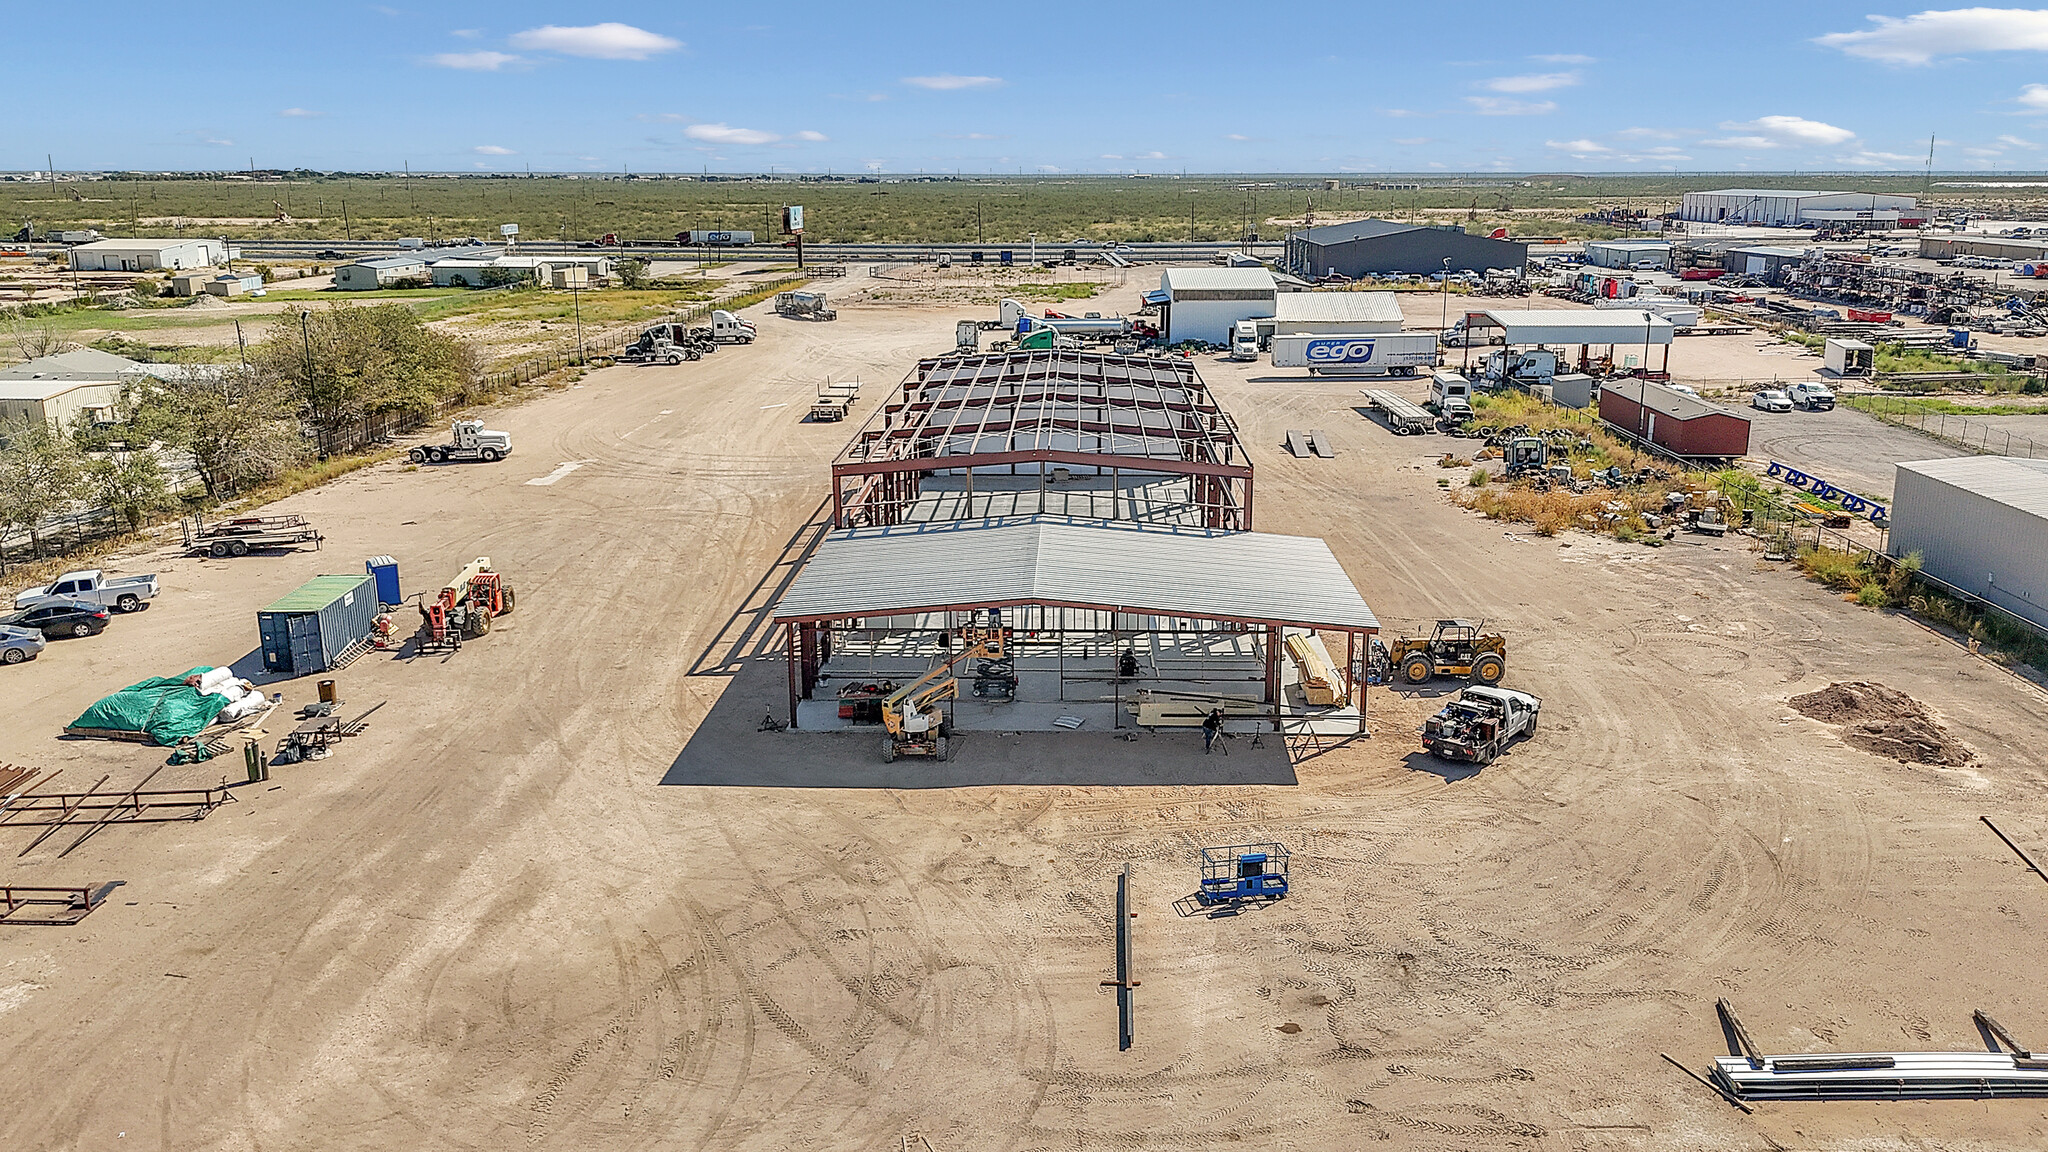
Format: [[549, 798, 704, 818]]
[[783, 205, 804, 235], [500, 223, 520, 236]]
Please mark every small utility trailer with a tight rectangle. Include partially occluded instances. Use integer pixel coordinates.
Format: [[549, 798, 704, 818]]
[[182, 513, 323, 558]]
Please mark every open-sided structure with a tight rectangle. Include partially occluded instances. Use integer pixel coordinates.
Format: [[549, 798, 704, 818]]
[[831, 350, 1253, 531], [773, 519, 1379, 734], [1463, 308, 1676, 377]]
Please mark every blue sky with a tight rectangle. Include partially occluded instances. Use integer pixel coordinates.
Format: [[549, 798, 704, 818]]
[[24, 3, 2048, 173]]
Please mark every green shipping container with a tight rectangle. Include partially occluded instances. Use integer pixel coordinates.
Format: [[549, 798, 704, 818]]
[[257, 574, 376, 675]]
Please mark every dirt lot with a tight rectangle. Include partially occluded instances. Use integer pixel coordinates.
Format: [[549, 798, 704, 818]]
[[5, 280, 2048, 1151]]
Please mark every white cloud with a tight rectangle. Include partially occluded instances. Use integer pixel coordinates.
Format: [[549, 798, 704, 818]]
[[1137, 150, 1166, 160], [1225, 133, 1251, 141], [278, 107, 322, 118], [2020, 83, 2048, 111], [2000, 133, 2040, 147], [1465, 96, 1557, 115], [684, 123, 780, 145], [451, 28, 481, 38], [429, 51, 521, 71], [509, 23, 680, 60], [473, 145, 515, 155], [1384, 108, 1425, 118], [1482, 71, 1579, 93], [1702, 115, 1856, 148], [1817, 8, 2048, 65], [1036, 165, 1062, 173], [1546, 138, 1610, 153], [1965, 145, 2006, 156], [1839, 150, 1921, 167], [1100, 153, 1124, 160], [1392, 136, 1431, 146], [1531, 53, 1594, 64], [902, 74, 1002, 90], [1615, 126, 1678, 139], [201, 136, 232, 147], [794, 130, 828, 142]]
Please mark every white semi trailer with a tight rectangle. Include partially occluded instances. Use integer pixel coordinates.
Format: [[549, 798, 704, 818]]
[[1270, 333, 1439, 376]]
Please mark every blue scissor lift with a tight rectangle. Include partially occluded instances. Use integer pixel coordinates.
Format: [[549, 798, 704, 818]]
[[1196, 843, 1290, 907]]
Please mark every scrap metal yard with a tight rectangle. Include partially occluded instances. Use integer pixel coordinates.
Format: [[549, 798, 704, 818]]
[[6, 269, 2048, 1150]]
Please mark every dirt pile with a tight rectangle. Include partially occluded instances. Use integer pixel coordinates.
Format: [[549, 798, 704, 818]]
[[1789, 681, 1974, 766]]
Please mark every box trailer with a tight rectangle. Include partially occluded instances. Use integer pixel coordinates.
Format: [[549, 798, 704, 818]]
[[679, 230, 755, 246], [1270, 333, 1438, 375], [257, 574, 377, 675], [1824, 338, 1873, 377]]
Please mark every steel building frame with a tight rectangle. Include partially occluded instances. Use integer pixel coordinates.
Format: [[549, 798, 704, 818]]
[[830, 350, 1253, 530]]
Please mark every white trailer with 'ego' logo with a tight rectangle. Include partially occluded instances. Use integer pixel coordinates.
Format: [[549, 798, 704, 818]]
[[1270, 333, 1440, 376]]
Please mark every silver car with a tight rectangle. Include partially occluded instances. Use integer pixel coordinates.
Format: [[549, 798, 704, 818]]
[[0, 624, 46, 665]]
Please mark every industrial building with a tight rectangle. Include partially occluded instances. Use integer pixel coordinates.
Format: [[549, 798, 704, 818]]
[[1283, 218, 1527, 281], [65, 238, 226, 272], [1889, 457, 2048, 631], [333, 246, 500, 290], [0, 349, 144, 426], [1597, 378, 1751, 459], [1157, 267, 1277, 344], [1680, 189, 1918, 228], [1584, 239, 1671, 270], [1918, 234, 2048, 263], [1267, 290, 1403, 334], [781, 348, 1377, 738], [1723, 245, 1810, 282]]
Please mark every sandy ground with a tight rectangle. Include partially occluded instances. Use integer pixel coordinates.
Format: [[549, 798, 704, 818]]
[[5, 281, 2048, 1150]]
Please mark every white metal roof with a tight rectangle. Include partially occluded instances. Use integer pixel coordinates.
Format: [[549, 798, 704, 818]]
[[775, 519, 1378, 630], [1896, 456, 2048, 520], [0, 378, 123, 402], [1159, 267, 1277, 295], [1600, 376, 1735, 422], [1273, 291, 1402, 325], [0, 348, 145, 381], [66, 237, 214, 254], [1470, 308, 1674, 345]]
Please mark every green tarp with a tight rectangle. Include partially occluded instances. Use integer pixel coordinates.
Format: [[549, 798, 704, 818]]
[[68, 666, 232, 746]]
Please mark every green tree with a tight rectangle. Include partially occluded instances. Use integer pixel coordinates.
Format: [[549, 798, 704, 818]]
[[85, 451, 173, 531], [258, 304, 479, 452], [614, 257, 648, 288], [0, 414, 85, 558], [128, 370, 307, 498]]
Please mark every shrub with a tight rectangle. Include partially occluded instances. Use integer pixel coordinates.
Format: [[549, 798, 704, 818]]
[[1469, 468, 1489, 488], [1855, 582, 1889, 607], [1796, 545, 1870, 591]]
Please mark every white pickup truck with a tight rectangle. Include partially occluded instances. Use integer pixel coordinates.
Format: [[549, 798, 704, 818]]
[[13, 568, 160, 614]]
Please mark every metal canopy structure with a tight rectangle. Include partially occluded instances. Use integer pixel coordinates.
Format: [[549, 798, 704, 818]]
[[773, 519, 1379, 731], [776, 520, 1378, 631], [831, 350, 1253, 530], [1465, 308, 1675, 347]]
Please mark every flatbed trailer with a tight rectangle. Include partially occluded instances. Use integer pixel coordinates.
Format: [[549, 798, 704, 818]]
[[182, 514, 323, 557], [1359, 389, 1438, 435]]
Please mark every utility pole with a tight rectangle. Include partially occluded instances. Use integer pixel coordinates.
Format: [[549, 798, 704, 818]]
[[300, 310, 318, 453]]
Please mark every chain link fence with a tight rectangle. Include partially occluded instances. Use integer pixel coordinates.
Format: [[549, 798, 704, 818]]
[[1841, 394, 2046, 459]]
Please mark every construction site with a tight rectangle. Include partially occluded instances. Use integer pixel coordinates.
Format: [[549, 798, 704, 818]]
[[4, 253, 2048, 1152]]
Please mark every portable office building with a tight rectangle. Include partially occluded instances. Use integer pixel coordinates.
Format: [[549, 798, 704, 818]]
[[1890, 457, 2048, 630], [1597, 378, 1751, 458], [257, 574, 377, 675]]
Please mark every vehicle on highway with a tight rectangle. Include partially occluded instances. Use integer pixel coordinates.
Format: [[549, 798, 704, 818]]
[[317, 249, 344, 259], [1751, 389, 1794, 413], [2, 599, 110, 639], [12, 568, 159, 613], [1787, 381, 1837, 410], [0, 624, 46, 664]]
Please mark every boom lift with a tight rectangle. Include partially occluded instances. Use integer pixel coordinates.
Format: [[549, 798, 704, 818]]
[[880, 616, 1011, 762]]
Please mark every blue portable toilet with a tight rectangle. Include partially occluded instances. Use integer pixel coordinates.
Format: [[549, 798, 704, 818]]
[[1950, 328, 1973, 349], [999, 250, 1013, 266], [365, 555, 400, 607]]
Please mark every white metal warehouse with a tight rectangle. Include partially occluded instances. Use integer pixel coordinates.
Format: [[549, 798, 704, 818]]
[[1890, 457, 2048, 630], [1268, 291, 1403, 334], [67, 238, 226, 272], [1159, 267, 1277, 343], [1680, 189, 1916, 227], [1584, 240, 1671, 270]]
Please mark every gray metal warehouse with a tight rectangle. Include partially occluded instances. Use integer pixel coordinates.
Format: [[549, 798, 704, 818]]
[[1283, 219, 1528, 280], [1889, 457, 2048, 630]]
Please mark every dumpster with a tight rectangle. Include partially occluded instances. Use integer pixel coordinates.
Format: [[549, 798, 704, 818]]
[[257, 575, 377, 675], [365, 555, 400, 607]]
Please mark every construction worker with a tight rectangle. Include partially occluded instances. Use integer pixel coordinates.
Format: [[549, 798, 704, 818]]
[[1202, 708, 1224, 754], [1118, 648, 1139, 679]]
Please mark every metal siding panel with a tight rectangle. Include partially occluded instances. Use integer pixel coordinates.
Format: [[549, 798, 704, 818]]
[[1891, 469, 2048, 628]]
